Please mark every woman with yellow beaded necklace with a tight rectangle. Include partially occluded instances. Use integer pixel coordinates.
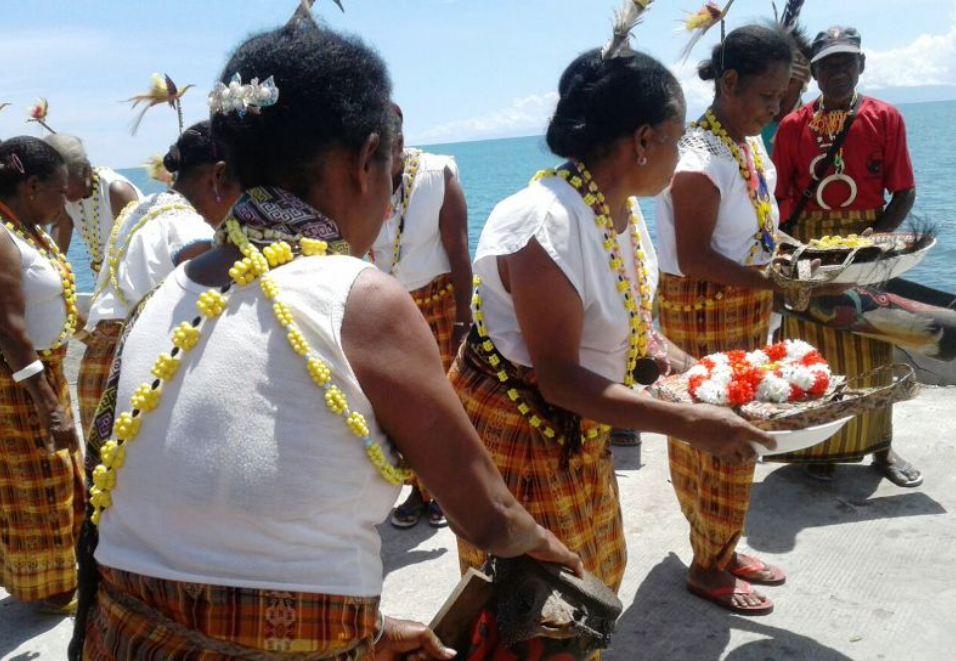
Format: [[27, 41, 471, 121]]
[[73, 22, 580, 661], [447, 29, 774, 651], [653, 24, 831, 615], [77, 121, 240, 438], [0, 136, 84, 615]]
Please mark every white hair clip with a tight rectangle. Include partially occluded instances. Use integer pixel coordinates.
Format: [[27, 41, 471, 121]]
[[208, 73, 280, 118]]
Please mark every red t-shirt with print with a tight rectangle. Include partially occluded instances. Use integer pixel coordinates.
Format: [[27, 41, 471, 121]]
[[773, 96, 915, 220]]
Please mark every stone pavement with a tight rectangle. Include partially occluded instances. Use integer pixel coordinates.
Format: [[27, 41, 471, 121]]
[[2, 348, 953, 659]]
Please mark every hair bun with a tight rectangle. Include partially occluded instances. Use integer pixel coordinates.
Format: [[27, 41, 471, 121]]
[[698, 60, 719, 81], [163, 145, 183, 173]]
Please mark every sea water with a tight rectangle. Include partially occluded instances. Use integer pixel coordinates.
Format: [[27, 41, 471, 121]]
[[68, 100, 954, 294]]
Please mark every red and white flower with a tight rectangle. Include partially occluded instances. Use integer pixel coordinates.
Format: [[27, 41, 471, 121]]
[[688, 340, 831, 406]]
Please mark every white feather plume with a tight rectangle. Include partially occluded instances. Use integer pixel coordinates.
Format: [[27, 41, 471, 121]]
[[602, 0, 655, 59]]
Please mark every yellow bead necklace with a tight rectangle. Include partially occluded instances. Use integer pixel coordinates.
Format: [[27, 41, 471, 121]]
[[388, 149, 421, 272], [693, 109, 777, 266], [0, 208, 78, 357], [77, 167, 104, 272], [469, 161, 652, 445], [98, 197, 195, 310], [90, 217, 411, 525]]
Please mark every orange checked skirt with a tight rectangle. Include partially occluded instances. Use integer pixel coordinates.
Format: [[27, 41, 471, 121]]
[[0, 346, 85, 601], [78, 321, 122, 440], [84, 567, 379, 661], [771, 210, 892, 463], [448, 340, 625, 594], [411, 272, 458, 373], [659, 274, 773, 570]]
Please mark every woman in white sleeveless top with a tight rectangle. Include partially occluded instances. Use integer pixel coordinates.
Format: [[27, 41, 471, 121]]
[[77, 121, 240, 436], [448, 43, 773, 655], [45, 134, 141, 273], [369, 107, 472, 529], [74, 23, 579, 661], [0, 136, 84, 614]]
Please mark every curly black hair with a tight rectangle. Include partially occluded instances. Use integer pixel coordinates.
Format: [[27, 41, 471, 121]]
[[211, 22, 393, 195], [546, 48, 684, 162], [699, 24, 793, 90], [0, 136, 66, 197]]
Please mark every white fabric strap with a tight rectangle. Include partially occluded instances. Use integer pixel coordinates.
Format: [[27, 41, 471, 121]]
[[12, 360, 44, 383]]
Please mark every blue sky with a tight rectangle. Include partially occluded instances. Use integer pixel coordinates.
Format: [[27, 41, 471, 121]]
[[2, 0, 954, 168]]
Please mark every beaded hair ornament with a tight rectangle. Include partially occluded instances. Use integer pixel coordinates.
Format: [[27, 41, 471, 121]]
[[207, 73, 280, 118]]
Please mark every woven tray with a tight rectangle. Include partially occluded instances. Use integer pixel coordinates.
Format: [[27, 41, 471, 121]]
[[650, 364, 919, 432], [770, 234, 935, 311]]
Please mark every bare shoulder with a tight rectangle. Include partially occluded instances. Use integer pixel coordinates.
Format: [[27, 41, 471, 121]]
[[344, 267, 423, 337]]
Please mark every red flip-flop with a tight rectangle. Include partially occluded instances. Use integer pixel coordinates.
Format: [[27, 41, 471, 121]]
[[687, 580, 774, 616], [730, 553, 786, 585]]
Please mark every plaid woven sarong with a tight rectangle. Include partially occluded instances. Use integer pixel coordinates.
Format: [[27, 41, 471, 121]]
[[83, 566, 378, 660], [448, 341, 625, 593], [770, 209, 892, 463], [659, 274, 772, 570], [78, 321, 122, 439], [0, 346, 85, 601], [411, 272, 458, 373]]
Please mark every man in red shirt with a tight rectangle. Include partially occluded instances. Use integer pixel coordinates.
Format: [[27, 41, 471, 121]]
[[772, 26, 921, 487]]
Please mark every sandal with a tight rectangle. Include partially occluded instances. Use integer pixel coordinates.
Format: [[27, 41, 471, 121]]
[[875, 460, 923, 488], [390, 499, 425, 529], [427, 501, 448, 528], [610, 429, 642, 447], [730, 553, 786, 585], [687, 580, 774, 616]]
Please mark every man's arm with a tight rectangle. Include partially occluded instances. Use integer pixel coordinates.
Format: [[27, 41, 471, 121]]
[[874, 188, 915, 233]]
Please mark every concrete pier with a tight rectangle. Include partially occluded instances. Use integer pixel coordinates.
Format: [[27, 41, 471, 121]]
[[2, 343, 954, 660]]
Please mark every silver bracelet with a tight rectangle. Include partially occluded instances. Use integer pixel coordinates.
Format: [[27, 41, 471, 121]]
[[373, 609, 386, 645], [12, 360, 44, 383]]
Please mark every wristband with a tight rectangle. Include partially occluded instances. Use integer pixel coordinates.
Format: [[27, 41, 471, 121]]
[[373, 610, 385, 645], [453, 321, 467, 327], [12, 360, 44, 383]]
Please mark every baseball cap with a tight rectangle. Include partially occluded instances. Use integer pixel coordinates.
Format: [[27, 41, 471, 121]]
[[811, 26, 862, 64]]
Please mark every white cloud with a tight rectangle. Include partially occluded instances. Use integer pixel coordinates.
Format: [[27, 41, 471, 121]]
[[863, 24, 956, 89], [410, 92, 559, 145]]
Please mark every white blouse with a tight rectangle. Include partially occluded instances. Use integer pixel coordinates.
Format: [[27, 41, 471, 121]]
[[369, 152, 457, 291], [2, 225, 69, 351], [474, 176, 658, 384], [96, 257, 402, 596], [87, 192, 214, 328], [655, 127, 779, 276], [65, 167, 142, 265]]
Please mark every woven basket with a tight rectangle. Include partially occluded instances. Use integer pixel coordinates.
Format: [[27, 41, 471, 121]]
[[650, 364, 919, 432], [770, 234, 930, 311]]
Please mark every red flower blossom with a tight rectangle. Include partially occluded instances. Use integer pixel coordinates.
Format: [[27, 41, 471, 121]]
[[765, 342, 788, 362], [809, 372, 830, 396]]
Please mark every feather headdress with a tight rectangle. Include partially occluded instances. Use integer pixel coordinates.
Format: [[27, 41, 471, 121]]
[[602, 0, 655, 59], [126, 74, 194, 136], [288, 0, 343, 28], [143, 155, 174, 188], [775, 0, 812, 84], [778, 0, 806, 29], [678, 0, 736, 63], [26, 97, 56, 134]]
